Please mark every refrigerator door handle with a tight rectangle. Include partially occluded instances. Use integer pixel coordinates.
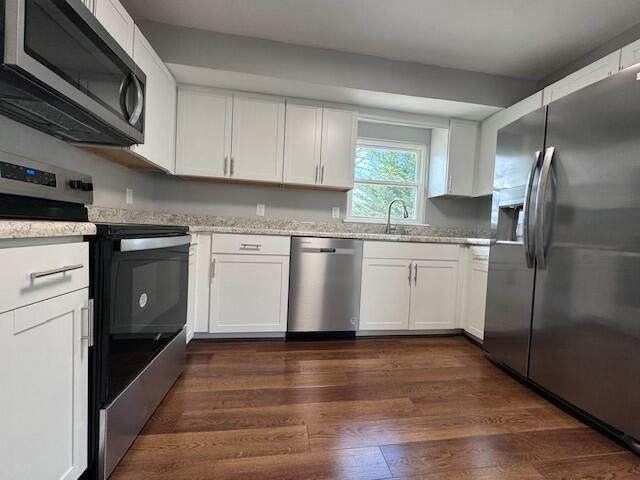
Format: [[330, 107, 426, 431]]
[[523, 150, 543, 268], [534, 146, 555, 270]]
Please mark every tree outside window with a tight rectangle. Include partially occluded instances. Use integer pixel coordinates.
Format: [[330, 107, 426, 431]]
[[348, 139, 426, 222]]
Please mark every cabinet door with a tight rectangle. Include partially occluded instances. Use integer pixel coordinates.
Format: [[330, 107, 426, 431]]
[[130, 27, 177, 173], [231, 95, 285, 183], [621, 38, 640, 70], [320, 108, 357, 189], [409, 260, 459, 330], [359, 258, 412, 330], [446, 119, 478, 197], [194, 233, 212, 333], [465, 260, 488, 339], [0, 289, 89, 480], [93, 0, 134, 55], [210, 254, 289, 333], [283, 102, 322, 185], [186, 239, 197, 343], [175, 87, 232, 178], [543, 50, 621, 105]]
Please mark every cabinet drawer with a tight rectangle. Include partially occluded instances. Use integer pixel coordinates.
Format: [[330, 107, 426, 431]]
[[363, 241, 459, 261], [0, 242, 89, 314], [212, 234, 291, 255]]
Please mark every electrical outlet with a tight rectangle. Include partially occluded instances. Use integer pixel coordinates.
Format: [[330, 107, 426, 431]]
[[256, 203, 266, 216], [332, 207, 340, 219], [126, 188, 133, 205]]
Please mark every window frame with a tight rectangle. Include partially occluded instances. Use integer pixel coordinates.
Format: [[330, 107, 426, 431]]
[[346, 137, 428, 224]]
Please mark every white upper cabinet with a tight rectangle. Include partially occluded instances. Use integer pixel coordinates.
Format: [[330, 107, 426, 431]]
[[543, 50, 621, 105], [283, 103, 357, 189], [621, 39, 640, 70], [475, 91, 544, 197], [231, 95, 285, 183], [93, 0, 134, 55], [283, 102, 323, 186], [428, 119, 479, 198], [81, 0, 95, 12], [175, 87, 232, 178], [319, 108, 358, 189], [130, 27, 176, 173]]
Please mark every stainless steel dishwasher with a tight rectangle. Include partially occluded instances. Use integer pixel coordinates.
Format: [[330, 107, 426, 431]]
[[288, 237, 363, 335]]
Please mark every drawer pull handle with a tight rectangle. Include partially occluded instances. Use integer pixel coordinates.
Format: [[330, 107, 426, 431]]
[[30, 264, 84, 280], [240, 243, 262, 250]]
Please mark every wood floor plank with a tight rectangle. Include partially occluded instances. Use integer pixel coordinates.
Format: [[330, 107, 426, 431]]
[[112, 446, 391, 480], [123, 425, 308, 463], [534, 451, 640, 479], [142, 398, 416, 435], [391, 464, 546, 479], [172, 370, 350, 393], [308, 406, 582, 450], [380, 427, 624, 477]]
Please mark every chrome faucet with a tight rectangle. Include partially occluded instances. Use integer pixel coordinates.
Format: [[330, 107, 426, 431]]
[[385, 199, 409, 234]]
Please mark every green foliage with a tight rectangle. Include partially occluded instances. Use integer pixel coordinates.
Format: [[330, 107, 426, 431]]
[[352, 146, 418, 219]]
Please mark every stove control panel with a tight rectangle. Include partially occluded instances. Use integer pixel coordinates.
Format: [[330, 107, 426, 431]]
[[0, 153, 93, 205], [0, 161, 57, 187]]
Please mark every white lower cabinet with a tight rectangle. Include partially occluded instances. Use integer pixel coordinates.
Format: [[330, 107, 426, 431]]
[[0, 288, 89, 480], [409, 260, 459, 330], [207, 234, 291, 334], [209, 254, 289, 333], [359, 258, 412, 330], [359, 242, 461, 332], [462, 247, 489, 340], [186, 236, 197, 342]]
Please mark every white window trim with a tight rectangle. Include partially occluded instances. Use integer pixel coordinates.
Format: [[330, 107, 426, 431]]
[[346, 138, 428, 225]]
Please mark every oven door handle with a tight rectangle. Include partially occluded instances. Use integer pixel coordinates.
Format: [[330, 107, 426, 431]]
[[117, 235, 191, 252]]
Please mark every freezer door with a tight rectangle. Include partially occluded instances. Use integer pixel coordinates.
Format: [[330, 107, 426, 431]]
[[530, 65, 640, 442], [484, 107, 546, 376]]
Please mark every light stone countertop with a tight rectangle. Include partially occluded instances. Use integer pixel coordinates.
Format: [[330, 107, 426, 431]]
[[0, 207, 492, 245], [188, 225, 491, 246], [0, 221, 96, 239]]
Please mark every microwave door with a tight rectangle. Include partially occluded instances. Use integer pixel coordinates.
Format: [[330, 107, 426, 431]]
[[2, 0, 144, 143]]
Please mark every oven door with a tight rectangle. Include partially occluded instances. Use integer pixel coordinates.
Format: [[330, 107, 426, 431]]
[[101, 235, 189, 404], [2, 0, 145, 144]]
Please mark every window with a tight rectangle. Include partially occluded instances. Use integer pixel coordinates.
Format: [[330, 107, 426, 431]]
[[348, 139, 426, 223]]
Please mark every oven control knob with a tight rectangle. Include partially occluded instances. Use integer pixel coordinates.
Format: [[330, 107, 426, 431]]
[[81, 182, 94, 192], [69, 180, 83, 190]]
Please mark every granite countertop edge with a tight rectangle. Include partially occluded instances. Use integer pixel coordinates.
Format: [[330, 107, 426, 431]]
[[188, 225, 491, 246], [0, 221, 96, 240]]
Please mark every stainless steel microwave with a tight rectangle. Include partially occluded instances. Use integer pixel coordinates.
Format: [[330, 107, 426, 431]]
[[0, 0, 145, 145]]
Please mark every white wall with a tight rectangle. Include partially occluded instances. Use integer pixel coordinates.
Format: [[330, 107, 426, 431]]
[[0, 115, 155, 211]]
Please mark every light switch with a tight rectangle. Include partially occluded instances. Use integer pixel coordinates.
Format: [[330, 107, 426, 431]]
[[332, 207, 340, 219], [256, 204, 266, 216]]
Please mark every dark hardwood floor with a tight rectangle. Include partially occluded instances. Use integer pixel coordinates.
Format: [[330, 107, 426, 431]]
[[111, 336, 640, 479]]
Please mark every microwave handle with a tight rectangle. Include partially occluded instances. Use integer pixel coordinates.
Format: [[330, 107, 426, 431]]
[[118, 74, 144, 126]]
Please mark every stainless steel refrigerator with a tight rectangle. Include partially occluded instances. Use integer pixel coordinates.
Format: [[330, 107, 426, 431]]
[[484, 63, 640, 452]]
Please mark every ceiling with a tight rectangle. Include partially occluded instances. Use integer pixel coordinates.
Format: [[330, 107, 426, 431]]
[[121, 0, 640, 80]]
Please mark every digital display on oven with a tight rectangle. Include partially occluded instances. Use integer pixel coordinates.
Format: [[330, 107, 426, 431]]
[[0, 161, 57, 187]]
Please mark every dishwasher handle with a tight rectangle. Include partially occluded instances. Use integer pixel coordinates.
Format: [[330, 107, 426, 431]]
[[299, 247, 354, 255]]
